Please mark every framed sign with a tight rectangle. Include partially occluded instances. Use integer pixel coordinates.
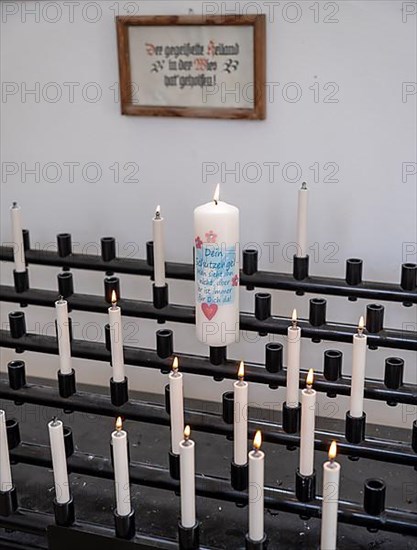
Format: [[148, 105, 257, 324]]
[[116, 15, 266, 119]]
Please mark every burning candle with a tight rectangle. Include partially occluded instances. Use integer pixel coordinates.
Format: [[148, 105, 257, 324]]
[[350, 316, 367, 418], [320, 441, 341, 550], [108, 290, 125, 383], [248, 430, 264, 542], [179, 425, 196, 528], [299, 369, 316, 477], [112, 417, 131, 516], [169, 357, 184, 456], [55, 297, 72, 375], [234, 361, 248, 466], [194, 184, 240, 347], [286, 309, 301, 408], [0, 410, 12, 493], [296, 182, 309, 258], [153, 205, 166, 287], [10, 202, 25, 273], [48, 418, 70, 504]]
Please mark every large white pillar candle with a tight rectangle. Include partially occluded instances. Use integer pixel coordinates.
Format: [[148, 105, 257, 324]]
[[169, 357, 184, 456], [296, 182, 309, 258], [0, 410, 13, 492], [248, 430, 264, 542], [10, 202, 25, 273], [153, 205, 166, 287], [194, 184, 240, 347], [299, 369, 316, 477], [350, 316, 367, 417], [112, 417, 131, 516], [48, 418, 70, 504], [108, 291, 125, 383], [320, 441, 341, 550], [234, 361, 248, 466], [286, 309, 301, 407], [179, 426, 196, 528], [55, 297, 72, 375]]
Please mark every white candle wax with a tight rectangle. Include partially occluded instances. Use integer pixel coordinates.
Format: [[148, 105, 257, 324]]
[[179, 428, 196, 528], [299, 376, 317, 477], [286, 322, 301, 408], [108, 301, 125, 382], [169, 363, 184, 455], [0, 410, 13, 492], [153, 206, 166, 287], [194, 185, 239, 347], [320, 459, 341, 550], [234, 376, 248, 466], [112, 422, 131, 516], [55, 298, 72, 375], [10, 202, 25, 272], [296, 183, 309, 258], [48, 418, 70, 504], [350, 326, 367, 418], [248, 433, 264, 542]]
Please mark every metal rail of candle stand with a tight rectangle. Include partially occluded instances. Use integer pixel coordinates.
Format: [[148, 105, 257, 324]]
[[1, 286, 416, 352], [2, 440, 416, 537], [1, 245, 416, 304]]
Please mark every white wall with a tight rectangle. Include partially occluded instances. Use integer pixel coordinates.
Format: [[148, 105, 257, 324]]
[[1, 1, 416, 428]]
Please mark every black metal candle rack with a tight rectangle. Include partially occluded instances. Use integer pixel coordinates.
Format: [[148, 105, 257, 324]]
[[0, 234, 416, 549]]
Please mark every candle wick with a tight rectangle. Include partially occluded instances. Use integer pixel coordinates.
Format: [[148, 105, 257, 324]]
[[12, 201, 18, 208], [214, 199, 218, 205], [301, 181, 307, 190]]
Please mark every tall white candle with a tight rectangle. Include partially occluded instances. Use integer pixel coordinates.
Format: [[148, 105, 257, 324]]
[[0, 410, 13, 492], [234, 361, 248, 466], [299, 369, 316, 477], [108, 291, 125, 383], [194, 184, 240, 347], [55, 297, 72, 375], [179, 426, 196, 528], [169, 357, 184, 456], [153, 205, 166, 287], [48, 418, 70, 504], [350, 316, 367, 418], [248, 430, 264, 542], [320, 441, 341, 550], [112, 417, 131, 516], [296, 182, 309, 258], [10, 202, 25, 273], [286, 309, 301, 407]]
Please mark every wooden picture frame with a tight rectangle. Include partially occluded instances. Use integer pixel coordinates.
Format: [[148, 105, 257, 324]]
[[116, 15, 266, 119]]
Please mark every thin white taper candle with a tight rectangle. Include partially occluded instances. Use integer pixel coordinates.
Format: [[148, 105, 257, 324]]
[[0, 410, 13, 492], [108, 291, 125, 383], [286, 309, 301, 407], [153, 205, 166, 287], [10, 202, 25, 272], [320, 441, 341, 550], [179, 426, 196, 528], [299, 369, 317, 477], [234, 361, 248, 466], [169, 357, 184, 455], [48, 418, 70, 504], [296, 182, 309, 258], [350, 317, 367, 417], [248, 430, 264, 542], [55, 297, 72, 375], [112, 417, 131, 516]]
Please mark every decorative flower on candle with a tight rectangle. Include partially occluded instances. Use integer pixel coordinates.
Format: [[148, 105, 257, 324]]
[[205, 230, 217, 243], [232, 274, 239, 286], [329, 440, 337, 462], [253, 430, 262, 451], [194, 236, 203, 249]]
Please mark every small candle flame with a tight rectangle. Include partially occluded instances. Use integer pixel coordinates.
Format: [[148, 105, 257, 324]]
[[115, 416, 123, 431], [253, 430, 262, 450], [213, 183, 220, 204], [172, 356, 179, 372], [238, 360, 244, 379], [358, 316, 365, 331], [184, 425, 191, 440], [155, 205, 161, 218], [329, 440, 337, 461], [111, 290, 117, 305], [291, 308, 297, 327], [306, 368, 314, 387]]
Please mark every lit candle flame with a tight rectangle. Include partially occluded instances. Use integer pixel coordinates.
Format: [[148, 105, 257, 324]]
[[115, 416, 123, 431], [306, 368, 314, 387], [253, 430, 262, 451], [213, 183, 220, 204], [238, 360, 244, 380], [328, 440, 337, 461], [155, 205, 161, 218], [184, 425, 191, 440], [291, 308, 297, 327], [358, 316, 365, 331], [111, 290, 117, 305], [172, 356, 179, 372]]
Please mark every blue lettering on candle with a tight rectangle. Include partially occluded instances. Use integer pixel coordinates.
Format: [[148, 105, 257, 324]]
[[196, 243, 238, 308]]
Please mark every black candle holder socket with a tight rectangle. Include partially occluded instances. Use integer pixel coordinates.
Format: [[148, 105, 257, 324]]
[[153, 283, 169, 310], [57, 271, 74, 298], [346, 258, 363, 288], [58, 369, 76, 399], [9, 311, 26, 340], [104, 323, 111, 354], [323, 350, 342, 397], [209, 346, 227, 367], [55, 317, 73, 343], [265, 343, 283, 389], [243, 249, 258, 290], [57, 233, 72, 258], [231, 461, 248, 491], [114, 508, 135, 539], [364, 478, 386, 517], [169, 450, 180, 480], [0, 486, 18, 517], [63, 426, 74, 457], [309, 297, 327, 343], [282, 402, 301, 435], [22, 228, 30, 252], [255, 293, 271, 336], [178, 520, 200, 550], [384, 357, 404, 406], [53, 496, 75, 527], [366, 304, 385, 334], [412, 420, 417, 453], [101, 237, 116, 262], [245, 533, 268, 550], [13, 269, 29, 294], [6, 418, 21, 449], [295, 468, 316, 503], [401, 263, 417, 292], [293, 254, 309, 283], [222, 391, 234, 425], [7, 360, 26, 390], [146, 241, 154, 281], [345, 411, 366, 444], [104, 276, 120, 304], [110, 377, 129, 407], [156, 329, 174, 360], [165, 384, 170, 414]]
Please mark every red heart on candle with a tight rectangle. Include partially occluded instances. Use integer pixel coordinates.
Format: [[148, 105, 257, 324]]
[[201, 303, 218, 320]]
